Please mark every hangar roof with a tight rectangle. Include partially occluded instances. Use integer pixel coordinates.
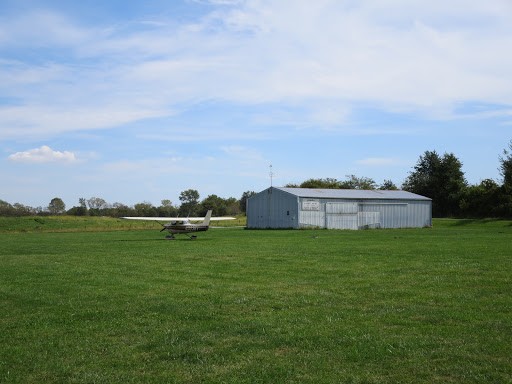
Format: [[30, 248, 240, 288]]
[[275, 187, 431, 201]]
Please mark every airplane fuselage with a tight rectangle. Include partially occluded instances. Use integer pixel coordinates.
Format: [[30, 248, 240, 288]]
[[164, 223, 209, 235], [121, 210, 234, 239]]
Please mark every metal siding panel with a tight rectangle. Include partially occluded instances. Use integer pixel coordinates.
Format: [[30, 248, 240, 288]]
[[327, 214, 358, 230], [361, 200, 431, 228], [299, 211, 325, 228], [358, 212, 380, 228], [360, 202, 407, 228], [248, 188, 432, 230], [326, 202, 358, 214], [246, 189, 269, 228], [268, 188, 298, 228]]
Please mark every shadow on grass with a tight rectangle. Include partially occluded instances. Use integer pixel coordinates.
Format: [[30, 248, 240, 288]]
[[449, 218, 512, 227], [114, 238, 213, 242]]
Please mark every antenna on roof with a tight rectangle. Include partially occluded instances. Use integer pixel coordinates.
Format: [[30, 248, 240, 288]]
[[269, 164, 274, 187]]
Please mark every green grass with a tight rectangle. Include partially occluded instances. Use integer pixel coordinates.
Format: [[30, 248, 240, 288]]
[[0, 215, 246, 233], [0, 219, 511, 383]]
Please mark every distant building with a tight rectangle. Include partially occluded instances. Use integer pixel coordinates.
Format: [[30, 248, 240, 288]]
[[247, 187, 432, 230]]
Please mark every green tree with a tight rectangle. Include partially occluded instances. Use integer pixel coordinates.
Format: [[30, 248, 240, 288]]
[[438, 153, 468, 216], [379, 179, 398, 190], [200, 194, 227, 216], [403, 150, 467, 217], [86, 197, 108, 215], [69, 198, 88, 216], [179, 189, 200, 216], [48, 197, 66, 215], [402, 151, 441, 199], [225, 197, 240, 216], [240, 191, 256, 213], [0, 200, 14, 216], [134, 201, 157, 217], [460, 179, 503, 218], [87, 197, 108, 210], [499, 139, 512, 192], [299, 178, 341, 189], [289, 176, 377, 190], [339, 175, 377, 190], [157, 199, 177, 217], [111, 202, 134, 217], [13, 203, 32, 216]]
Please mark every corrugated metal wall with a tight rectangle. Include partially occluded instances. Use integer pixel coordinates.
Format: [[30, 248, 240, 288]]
[[359, 200, 431, 228], [247, 188, 299, 228], [296, 198, 431, 229], [247, 188, 432, 230]]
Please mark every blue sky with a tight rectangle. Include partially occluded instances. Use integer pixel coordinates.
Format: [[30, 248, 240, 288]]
[[1, 0, 511, 209]]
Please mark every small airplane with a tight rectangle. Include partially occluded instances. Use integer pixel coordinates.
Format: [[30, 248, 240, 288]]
[[121, 210, 235, 239]]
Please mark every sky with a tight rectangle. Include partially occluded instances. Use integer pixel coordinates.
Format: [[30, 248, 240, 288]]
[[1, 0, 512, 209]]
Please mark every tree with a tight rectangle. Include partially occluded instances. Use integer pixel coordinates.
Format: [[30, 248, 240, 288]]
[[48, 197, 66, 215], [69, 197, 88, 216], [111, 202, 134, 217], [134, 201, 156, 216], [379, 179, 398, 190], [87, 197, 108, 210], [287, 176, 377, 190], [225, 197, 241, 216], [157, 199, 177, 217], [437, 153, 468, 216], [240, 191, 256, 213], [460, 179, 503, 218], [86, 197, 108, 216], [402, 150, 441, 199], [499, 139, 512, 192], [179, 189, 200, 216], [403, 151, 467, 217], [13, 203, 32, 216], [0, 200, 14, 216], [299, 178, 342, 189], [339, 175, 377, 190], [200, 194, 227, 216]]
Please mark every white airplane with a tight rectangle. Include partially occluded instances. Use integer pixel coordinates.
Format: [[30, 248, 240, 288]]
[[121, 210, 235, 239]]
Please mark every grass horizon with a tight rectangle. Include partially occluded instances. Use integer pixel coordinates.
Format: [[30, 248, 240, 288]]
[[1, 218, 511, 383]]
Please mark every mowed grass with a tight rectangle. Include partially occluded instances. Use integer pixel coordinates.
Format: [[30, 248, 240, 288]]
[[0, 215, 246, 233], [0, 219, 511, 383]]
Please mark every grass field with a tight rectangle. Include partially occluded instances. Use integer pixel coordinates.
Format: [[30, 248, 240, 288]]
[[1, 218, 511, 383]]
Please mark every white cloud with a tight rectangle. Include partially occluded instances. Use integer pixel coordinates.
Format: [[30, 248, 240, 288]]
[[0, 10, 91, 48], [1, 1, 512, 141], [8, 146, 77, 163]]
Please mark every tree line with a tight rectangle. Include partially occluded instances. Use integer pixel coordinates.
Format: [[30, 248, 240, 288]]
[[402, 142, 512, 218], [1, 140, 511, 219], [284, 140, 512, 218], [0, 189, 256, 218]]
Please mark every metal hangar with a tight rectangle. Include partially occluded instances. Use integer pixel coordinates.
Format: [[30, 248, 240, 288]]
[[246, 187, 432, 230]]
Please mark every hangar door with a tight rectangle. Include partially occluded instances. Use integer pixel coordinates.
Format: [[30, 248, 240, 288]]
[[326, 202, 358, 230], [326, 202, 381, 230]]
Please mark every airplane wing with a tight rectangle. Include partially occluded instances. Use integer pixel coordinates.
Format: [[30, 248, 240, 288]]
[[121, 216, 235, 221], [121, 217, 174, 221]]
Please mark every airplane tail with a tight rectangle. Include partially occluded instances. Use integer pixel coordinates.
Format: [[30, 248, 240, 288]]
[[201, 210, 213, 226]]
